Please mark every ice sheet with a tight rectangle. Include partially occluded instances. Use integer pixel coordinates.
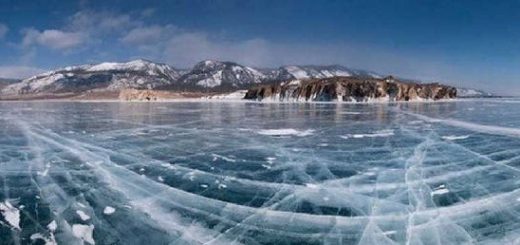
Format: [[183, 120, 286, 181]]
[[0, 99, 519, 244]]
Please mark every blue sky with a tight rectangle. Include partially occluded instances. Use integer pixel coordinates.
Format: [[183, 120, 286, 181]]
[[0, 0, 519, 94]]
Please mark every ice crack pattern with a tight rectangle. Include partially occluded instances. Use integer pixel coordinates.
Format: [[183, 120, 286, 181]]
[[1, 99, 520, 244]]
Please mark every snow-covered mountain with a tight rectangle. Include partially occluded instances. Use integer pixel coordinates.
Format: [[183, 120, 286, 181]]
[[167, 62, 381, 91], [1, 59, 385, 95], [5, 59, 487, 98], [265, 65, 381, 81], [168, 60, 266, 91], [1, 59, 181, 95], [457, 87, 494, 98]]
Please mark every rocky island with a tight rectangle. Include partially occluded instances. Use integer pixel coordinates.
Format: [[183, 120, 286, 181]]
[[244, 76, 457, 102]]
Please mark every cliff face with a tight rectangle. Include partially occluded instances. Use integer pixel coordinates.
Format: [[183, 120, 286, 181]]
[[244, 77, 457, 102]]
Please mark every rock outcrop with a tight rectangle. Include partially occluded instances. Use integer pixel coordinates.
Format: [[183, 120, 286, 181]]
[[244, 76, 457, 102]]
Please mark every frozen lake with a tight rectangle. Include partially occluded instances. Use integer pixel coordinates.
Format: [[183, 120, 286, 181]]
[[1, 99, 520, 244]]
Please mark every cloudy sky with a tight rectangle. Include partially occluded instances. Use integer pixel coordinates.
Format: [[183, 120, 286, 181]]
[[0, 0, 519, 94]]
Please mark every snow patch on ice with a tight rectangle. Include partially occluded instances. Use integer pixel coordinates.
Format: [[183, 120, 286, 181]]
[[211, 153, 236, 162], [103, 206, 116, 215], [442, 135, 470, 141], [431, 185, 450, 196], [340, 129, 394, 139], [305, 183, 319, 189], [339, 111, 366, 115], [37, 162, 52, 176], [266, 157, 276, 164], [48, 220, 57, 231], [0, 201, 20, 230], [76, 210, 91, 221], [72, 224, 95, 244], [257, 129, 314, 137], [30, 233, 57, 245]]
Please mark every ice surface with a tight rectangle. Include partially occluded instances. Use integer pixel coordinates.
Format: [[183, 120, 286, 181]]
[[1, 99, 520, 244]]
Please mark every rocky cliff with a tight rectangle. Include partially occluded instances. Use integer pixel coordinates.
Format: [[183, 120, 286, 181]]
[[244, 76, 457, 102]]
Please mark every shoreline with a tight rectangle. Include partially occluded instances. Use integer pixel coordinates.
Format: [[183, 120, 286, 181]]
[[0, 97, 510, 104]]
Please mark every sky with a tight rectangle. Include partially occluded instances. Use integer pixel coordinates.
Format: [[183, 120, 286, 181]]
[[0, 0, 519, 95]]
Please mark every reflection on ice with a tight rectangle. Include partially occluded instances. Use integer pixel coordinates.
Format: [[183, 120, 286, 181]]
[[0, 99, 520, 244]]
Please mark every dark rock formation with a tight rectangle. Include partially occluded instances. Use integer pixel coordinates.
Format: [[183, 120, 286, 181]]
[[244, 76, 457, 102]]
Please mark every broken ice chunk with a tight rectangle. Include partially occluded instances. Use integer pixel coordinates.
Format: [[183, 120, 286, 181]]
[[72, 224, 95, 245], [0, 201, 20, 230], [103, 206, 116, 215], [431, 185, 450, 196], [76, 210, 91, 221], [48, 220, 57, 231]]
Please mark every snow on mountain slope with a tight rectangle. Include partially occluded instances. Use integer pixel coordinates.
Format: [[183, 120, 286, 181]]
[[457, 88, 494, 97], [0, 78, 20, 90], [2, 60, 181, 95], [175, 60, 265, 89], [265, 65, 381, 81], [1, 59, 403, 96]]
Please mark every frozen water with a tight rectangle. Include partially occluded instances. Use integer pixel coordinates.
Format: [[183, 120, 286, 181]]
[[1, 99, 520, 244]]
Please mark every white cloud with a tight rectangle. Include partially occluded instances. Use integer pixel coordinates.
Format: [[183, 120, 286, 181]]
[[20, 10, 139, 52], [161, 32, 274, 67], [121, 25, 175, 45], [0, 23, 8, 39], [141, 8, 156, 18], [68, 11, 137, 35], [157, 29, 459, 87], [22, 29, 84, 50], [0, 66, 46, 79]]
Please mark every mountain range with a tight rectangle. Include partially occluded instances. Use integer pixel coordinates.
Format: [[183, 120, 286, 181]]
[[0, 59, 491, 98], [0, 59, 384, 95]]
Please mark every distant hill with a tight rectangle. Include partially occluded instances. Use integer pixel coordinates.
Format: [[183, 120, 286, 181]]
[[456, 87, 495, 98]]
